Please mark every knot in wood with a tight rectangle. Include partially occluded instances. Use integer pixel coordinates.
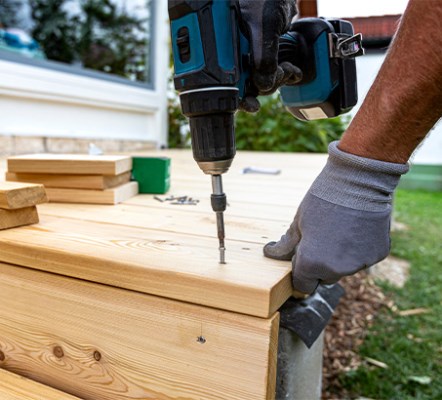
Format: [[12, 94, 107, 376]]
[[53, 346, 64, 358], [0, 350, 5, 362], [93, 350, 102, 361]]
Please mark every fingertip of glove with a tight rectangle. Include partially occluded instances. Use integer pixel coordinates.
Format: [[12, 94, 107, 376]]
[[253, 71, 277, 92], [291, 278, 318, 296], [263, 241, 294, 261], [239, 96, 260, 113]]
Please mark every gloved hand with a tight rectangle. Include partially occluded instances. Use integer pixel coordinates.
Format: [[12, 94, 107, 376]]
[[238, 0, 302, 112], [264, 141, 409, 294]]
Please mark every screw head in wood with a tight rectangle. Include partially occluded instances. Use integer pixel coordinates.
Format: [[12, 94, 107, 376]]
[[0, 350, 5, 361], [53, 346, 64, 358], [93, 351, 102, 361]]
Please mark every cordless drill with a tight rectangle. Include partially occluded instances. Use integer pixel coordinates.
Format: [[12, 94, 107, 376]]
[[168, 0, 364, 264]]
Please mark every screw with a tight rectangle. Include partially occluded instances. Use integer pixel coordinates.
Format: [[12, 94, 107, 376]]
[[93, 350, 102, 361], [0, 350, 5, 362], [196, 336, 206, 344], [53, 346, 64, 358]]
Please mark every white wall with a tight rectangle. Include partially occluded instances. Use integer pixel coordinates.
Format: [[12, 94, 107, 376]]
[[351, 53, 442, 165], [0, 1, 169, 147]]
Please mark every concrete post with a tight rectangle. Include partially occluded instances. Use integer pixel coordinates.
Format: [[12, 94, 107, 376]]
[[276, 327, 324, 400]]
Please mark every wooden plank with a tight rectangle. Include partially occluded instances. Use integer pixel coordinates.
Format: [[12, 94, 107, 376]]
[[0, 369, 81, 400], [45, 182, 139, 205], [0, 215, 292, 318], [0, 181, 47, 210], [6, 171, 131, 190], [37, 202, 292, 244], [7, 154, 132, 175], [0, 263, 279, 400], [0, 206, 39, 230]]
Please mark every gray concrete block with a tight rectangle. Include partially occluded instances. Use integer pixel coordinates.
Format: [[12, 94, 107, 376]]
[[13, 136, 46, 154], [276, 328, 324, 400], [119, 140, 157, 152], [0, 136, 14, 156]]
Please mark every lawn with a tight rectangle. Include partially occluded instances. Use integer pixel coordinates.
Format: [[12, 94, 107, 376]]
[[340, 190, 442, 399]]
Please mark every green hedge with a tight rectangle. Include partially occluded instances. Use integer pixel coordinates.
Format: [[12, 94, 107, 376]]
[[168, 93, 349, 153]]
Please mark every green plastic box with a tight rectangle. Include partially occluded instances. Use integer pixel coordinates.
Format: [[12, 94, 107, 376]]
[[132, 157, 171, 194]]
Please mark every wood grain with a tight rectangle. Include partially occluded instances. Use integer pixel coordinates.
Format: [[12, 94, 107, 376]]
[[45, 182, 139, 205], [0, 369, 81, 400], [0, 181, 47, 210], [37, 202, 291, 245], [0, 206, 39, 230], [0, 263, 279, 400], [0, 214, 292, 318], [7, 154, 132, 175], [6, 171, 131, 190]]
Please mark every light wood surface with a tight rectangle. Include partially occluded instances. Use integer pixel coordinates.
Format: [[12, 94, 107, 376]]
[[0, 181, 47, 209], [7, 154, 132, 175], [0, 150, 326, 317], [0, 206, 39, 230], [0, 369, 81, 400], [0, 214, 292, 317], [0, 263, 278, 400], [6, 171, 131, 190], [45, 181, 139, 205]]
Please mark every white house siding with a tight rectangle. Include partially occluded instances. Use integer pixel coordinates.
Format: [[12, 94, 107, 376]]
[[352, 52, 441, 165], [0, 1, 169, 154]]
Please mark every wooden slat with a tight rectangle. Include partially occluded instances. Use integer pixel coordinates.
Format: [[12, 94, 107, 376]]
[[0, 206, 39, 230], [37, 202, 292, 244], [6, 171, 131, 190], [0, 369, 81, 400], [0, 181, 47, 210], [0, 215, 292, 318], [45, 182, 139, 205], [7, 154, 132, 175], [0, 263, 279, 400]]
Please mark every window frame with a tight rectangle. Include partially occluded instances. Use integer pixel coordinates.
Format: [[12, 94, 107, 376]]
[[0, 1, 169, 146]]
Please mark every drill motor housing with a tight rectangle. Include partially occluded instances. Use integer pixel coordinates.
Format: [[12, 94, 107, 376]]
[[169, 0, 364, 176]]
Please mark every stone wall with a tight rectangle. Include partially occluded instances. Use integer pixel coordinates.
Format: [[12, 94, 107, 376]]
[[0, 136, 157, 156]]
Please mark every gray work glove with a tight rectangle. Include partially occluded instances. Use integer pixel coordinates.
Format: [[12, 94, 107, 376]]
[[238, 0, 302, 112], [264, 141, 409, 294]]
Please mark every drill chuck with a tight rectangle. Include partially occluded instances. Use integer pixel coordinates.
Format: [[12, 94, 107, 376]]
[[180, 87, 238, 175]]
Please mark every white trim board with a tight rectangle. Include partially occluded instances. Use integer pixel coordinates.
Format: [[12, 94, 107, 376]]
[[0, 1, 169, 145]]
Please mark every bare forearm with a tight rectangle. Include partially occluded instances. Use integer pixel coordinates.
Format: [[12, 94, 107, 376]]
[[339, 0, 442, 163]]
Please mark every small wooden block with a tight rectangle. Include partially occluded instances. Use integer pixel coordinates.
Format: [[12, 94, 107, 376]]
[[7, 154, 132, 176], [6, 171, 131, 190], [0, 181, 47, 210], [45, 181, 139, 205], [0, 369, 81, 400], [0, 206, 39, 230]]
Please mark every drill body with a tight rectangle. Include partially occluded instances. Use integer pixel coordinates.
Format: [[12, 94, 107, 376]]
[[168, 0, 363, 263]]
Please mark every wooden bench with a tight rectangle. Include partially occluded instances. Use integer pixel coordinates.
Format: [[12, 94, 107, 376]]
[[0, 150, 328, 399]]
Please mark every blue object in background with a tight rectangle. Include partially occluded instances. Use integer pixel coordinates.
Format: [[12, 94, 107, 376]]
[[0, 28, 45, 59]]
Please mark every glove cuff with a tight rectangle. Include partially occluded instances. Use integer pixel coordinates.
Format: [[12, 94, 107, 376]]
[[310, 141, 409, 212]]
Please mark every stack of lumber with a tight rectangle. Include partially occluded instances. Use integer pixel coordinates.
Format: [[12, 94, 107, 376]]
[[6, 154, 138, 205], [0, 181, 47, 230]]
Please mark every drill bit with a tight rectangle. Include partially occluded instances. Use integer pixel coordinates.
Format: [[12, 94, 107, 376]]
[[211, 175, 226, 264]]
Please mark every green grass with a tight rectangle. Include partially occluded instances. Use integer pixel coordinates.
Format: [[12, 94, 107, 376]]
[[340, 190, 442, 400]]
